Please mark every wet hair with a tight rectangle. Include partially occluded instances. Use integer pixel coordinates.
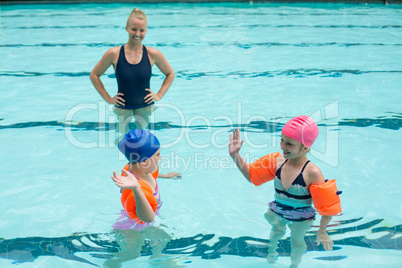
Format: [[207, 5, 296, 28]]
[[126, 8, 147, 28]]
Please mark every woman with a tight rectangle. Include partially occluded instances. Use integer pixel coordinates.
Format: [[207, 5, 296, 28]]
[[90, 8, 175, 144]]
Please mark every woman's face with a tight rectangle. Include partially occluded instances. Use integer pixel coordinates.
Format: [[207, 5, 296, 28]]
[[126, 18, 147, 43]]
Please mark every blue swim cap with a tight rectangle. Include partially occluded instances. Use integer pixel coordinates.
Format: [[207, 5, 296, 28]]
[[118, 129, 160, 163]]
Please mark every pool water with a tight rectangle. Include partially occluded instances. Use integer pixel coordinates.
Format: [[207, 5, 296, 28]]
[[0, 2, 401, 268]]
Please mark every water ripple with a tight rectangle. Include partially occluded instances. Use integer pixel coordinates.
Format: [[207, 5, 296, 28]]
[[0, 69, 401, 79], [3, 24, 401, 30], [0, 114, 401, 131], [1, 42, 401, 48]]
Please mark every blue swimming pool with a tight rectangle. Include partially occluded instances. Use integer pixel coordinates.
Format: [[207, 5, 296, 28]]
[[0, 2, 401, 267]]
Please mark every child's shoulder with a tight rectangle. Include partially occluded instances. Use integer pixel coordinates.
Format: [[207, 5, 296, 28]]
[[305, 161, 325, 186]]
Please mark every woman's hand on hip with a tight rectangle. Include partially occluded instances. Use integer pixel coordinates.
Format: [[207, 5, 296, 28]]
[[108, 92, 125, 106], [144, 88, 161, 104]]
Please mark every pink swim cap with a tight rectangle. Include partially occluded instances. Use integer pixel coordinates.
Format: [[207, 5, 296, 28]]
[[282, 115, 319, 147]]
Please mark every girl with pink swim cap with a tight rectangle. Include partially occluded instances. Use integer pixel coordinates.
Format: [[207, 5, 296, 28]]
[[229, 115, 337, 268]]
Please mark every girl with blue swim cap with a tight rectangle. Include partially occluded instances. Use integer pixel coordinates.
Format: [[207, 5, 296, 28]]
[[106, 129, 180, 266], [111, 129, 180, 228]]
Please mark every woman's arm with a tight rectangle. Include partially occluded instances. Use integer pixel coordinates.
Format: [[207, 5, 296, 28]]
[[90, 47, 125, 106], [145, 47, 175, 103]]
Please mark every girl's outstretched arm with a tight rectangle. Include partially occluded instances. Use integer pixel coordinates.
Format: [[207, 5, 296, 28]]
[[158, 172, 181, 179], [229, 128, 250, 182]]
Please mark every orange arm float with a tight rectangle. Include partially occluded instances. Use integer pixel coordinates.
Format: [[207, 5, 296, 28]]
[[310, 179, 342, 216], [249, 152, 280, 186], [120, 164, 159, 222]]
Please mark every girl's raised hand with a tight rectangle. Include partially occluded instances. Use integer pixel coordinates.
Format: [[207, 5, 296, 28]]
[[111, 169, 140, 190], [229, 128, 244, 156]]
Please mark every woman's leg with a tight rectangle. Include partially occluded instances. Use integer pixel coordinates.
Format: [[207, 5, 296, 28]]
[[132, 105, 156, 130], [287, 219, 313, 268], [113, 107, 133, 145], [264, 210, 287, 263]]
